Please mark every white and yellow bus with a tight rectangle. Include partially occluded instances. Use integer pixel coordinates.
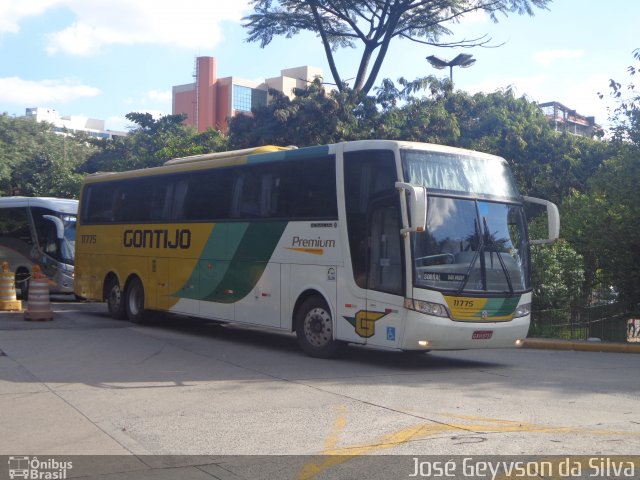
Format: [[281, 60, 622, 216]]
[[75, 140, 559, 357]]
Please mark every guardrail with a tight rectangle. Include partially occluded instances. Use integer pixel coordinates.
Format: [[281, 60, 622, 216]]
[[530, 303, 640, 343]]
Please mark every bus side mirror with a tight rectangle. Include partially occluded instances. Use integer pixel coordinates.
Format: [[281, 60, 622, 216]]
[[43, 215, 65, 240], [396, 182, 427, 235], [523, 196, 560, 244]]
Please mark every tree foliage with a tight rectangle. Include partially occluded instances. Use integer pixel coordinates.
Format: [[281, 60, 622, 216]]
[[561, 147, 640, 305], [229, 79, 382, 147], [600, 48, 640, 145], [531, 239, 584, 310], [0, 113, 91, 198], [244, 0, 551, 94], [81, 113, 228, 173]]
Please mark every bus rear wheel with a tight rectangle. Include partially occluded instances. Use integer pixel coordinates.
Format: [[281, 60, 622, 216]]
[[295, 296, 344, 358], [125, 277, 147, 324], [106, 277, 125, 319]]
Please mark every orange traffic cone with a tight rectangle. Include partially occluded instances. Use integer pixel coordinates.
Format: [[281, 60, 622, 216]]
[[0, 262, 22, 311], [24, 265, 53, 321]]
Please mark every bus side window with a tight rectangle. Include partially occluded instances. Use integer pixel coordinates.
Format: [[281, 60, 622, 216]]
[[111, 189, 126, 222], [171, 179, 189, 221], [0, 207, 32, 244], [232, 171, 263, 218], [84, 185, 114, 224]]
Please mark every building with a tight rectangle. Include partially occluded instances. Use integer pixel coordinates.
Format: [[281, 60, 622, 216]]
[[25, 107, 126, 139], [539, 101, 600, 137], [172, 56, 323, 133]]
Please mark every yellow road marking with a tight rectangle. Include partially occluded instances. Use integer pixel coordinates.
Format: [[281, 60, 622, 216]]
[[297, 409, 640, 479]]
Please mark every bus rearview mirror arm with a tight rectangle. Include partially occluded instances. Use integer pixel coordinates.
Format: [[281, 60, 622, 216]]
[[523, 196, 560, 245], [396, 182, 427, 236], [43, 215, 65, 240]]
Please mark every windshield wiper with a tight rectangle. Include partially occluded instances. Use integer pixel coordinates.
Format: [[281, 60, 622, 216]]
[[482, 217, 514, 293], [457, 216, 515, 294], [457, 218, 483, 293]]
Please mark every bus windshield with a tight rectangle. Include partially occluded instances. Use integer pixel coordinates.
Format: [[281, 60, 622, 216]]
[[402, 149, 530, 294], [33, 209, 76, 265], [60, 213, 76, 264], [402, 149, 520, 199]]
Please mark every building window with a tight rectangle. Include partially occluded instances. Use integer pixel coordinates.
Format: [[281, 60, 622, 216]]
[[233, 85, 268, 113], [251, 89, 267, 110], [233, 85, 253, 112]]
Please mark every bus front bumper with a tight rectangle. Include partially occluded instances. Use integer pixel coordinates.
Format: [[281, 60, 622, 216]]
[[51, 269, 75, 294], [401, 310, 530, 351]]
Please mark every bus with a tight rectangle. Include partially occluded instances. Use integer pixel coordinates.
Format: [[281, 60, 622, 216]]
[[74, 141, 559, 357], [0, 196, 77, 297]]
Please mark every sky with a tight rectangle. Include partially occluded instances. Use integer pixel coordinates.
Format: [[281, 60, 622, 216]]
[[0, 0, 637, 134]]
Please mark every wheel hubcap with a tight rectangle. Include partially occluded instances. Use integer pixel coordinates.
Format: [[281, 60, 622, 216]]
[[304, 307, 332, 347], [109, 286, 121, 307]]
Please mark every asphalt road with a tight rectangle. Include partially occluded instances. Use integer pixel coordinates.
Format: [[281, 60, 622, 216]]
[[1, 301, 639, 478]]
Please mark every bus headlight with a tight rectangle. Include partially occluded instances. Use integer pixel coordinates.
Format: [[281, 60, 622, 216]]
[[405, 299, 450, 318], [514, 303, 531, 318]]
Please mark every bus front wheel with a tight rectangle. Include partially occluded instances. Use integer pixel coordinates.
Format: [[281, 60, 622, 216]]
[[125, 277, 147, 324], [295, 296, 344, 358], [106, 277, 126, 319]]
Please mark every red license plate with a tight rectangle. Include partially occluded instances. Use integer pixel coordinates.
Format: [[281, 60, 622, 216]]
[[472, 330, 493, 340]]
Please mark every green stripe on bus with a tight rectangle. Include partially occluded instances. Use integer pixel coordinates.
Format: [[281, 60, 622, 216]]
[[202, 221, 288, 303], [172, 223, 250, 300], [488, 297, 520, 317], [174, 221, 288, 303]]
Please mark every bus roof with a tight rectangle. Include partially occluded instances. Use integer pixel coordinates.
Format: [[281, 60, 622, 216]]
[[164, 145, 295, 165], [0, 196, 78, 214], [80, 140, 508, 185]]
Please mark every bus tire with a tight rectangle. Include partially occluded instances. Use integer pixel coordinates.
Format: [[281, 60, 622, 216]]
[[15, 269, 30, 300], [125, 277, 147, 324], [295, 296, 344, 358], [106, 277, 126, 319]]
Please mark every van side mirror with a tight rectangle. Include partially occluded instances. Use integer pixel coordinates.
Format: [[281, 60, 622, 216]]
[[396, 182, 427, 235], [523, 196, 560, 244]]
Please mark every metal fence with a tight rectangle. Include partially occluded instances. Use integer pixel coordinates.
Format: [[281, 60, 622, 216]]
[[529, 302, 639, 343]]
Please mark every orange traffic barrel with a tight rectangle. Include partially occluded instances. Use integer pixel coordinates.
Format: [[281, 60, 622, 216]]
[[24, 265, 53, 321], [0, 262, 22, 311]]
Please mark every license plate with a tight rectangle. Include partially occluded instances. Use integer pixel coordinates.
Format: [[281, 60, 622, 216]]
[[472, 330, 493, 340]]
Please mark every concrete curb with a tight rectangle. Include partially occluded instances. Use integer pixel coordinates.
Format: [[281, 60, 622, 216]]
[[523, 338, 640, 354]]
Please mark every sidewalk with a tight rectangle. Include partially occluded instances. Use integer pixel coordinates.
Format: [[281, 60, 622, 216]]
[[523, 337, 640, 354]]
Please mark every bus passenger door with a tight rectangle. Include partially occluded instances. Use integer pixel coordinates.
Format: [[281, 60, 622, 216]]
[[343, 149, 404, 348], [364, 198, 404, 349]]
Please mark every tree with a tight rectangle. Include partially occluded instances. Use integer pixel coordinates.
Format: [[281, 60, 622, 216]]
[[244, 0, 551, 94], [600, 48, 640, 145], [530, 239, 584, 310], [0, 113, 93, 198], [228, 79, 383, 147], [562, 49, 640, 305], [81, 113, 228, 173]]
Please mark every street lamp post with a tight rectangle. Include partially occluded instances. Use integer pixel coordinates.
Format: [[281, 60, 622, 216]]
[[426, 53, 476, 86]]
